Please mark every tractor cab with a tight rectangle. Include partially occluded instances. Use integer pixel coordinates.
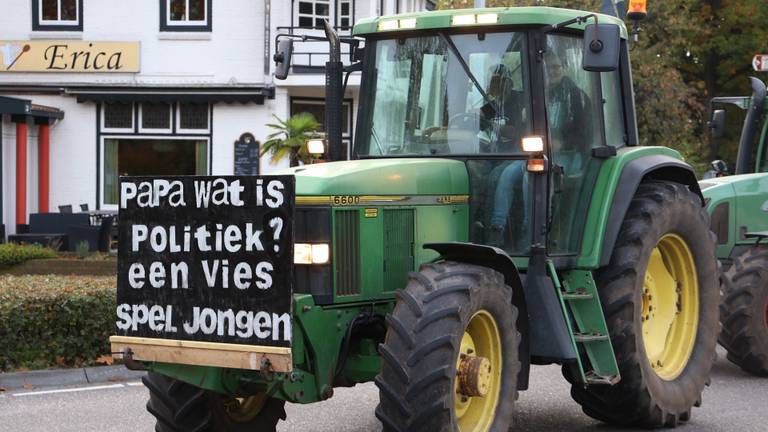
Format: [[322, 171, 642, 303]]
[[287, 7, 635, 258], [708, 77, 768, 176]]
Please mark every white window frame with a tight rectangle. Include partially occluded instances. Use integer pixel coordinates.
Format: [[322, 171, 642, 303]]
[[166, 0, 209, 27], [138, 102, 174, 134], [297, 0, 331, 28], [101, 102, 134, 134], [338, 0, 352, 28], [99, 135, 210, 210], [176, 102, 211, 133], [38, 0, 80, 26]]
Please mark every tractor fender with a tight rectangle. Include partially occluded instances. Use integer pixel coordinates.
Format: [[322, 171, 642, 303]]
[[423, 242, 532, 389], [599, 155, 704, 267]]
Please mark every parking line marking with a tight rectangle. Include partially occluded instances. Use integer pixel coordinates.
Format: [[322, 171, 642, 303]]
[[12, 384, 125, 397]]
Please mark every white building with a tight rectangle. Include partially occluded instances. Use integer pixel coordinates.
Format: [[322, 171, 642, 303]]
[[0, 0, 435, 236]]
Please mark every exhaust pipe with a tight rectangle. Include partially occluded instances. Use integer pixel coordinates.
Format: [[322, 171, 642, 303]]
[[323, 21, 344, 162]]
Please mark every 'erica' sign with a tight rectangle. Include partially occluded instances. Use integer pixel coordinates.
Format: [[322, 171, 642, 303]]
[[0, 41, 140, 73], [115, 176, 295, 348]]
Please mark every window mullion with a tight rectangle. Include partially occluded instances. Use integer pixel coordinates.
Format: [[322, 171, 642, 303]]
[[186, 0, 191, 22], [57, 0, 62, 21]]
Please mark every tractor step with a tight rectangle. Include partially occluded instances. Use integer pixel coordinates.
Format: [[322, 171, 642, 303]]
[[573, 332, 609, 343], [584, 371, 620, 385], [547, 262, 621, 387], [561, 289, 593, 300]]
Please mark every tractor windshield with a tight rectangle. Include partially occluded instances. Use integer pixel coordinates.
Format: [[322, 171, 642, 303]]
[[355, 32, 532, 157]]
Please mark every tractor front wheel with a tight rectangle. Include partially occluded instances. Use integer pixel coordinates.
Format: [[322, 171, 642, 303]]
[[375, 262, 520, 432], [142, 372, 286, 432], [720, 247, 768, 376], [569, 181, 719, 427]]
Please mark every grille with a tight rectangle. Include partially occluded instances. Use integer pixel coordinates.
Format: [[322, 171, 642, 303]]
[[179, 103, 209, 130], [383, 209, 414, 291], [103, 102, 133, 129], [334, 210, 360, 295], [141, 102, 171, 129]]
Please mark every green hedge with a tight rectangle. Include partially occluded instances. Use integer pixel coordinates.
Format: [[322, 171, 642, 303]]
[[0, 243, 57, 267], [0, 275, 116, 371]]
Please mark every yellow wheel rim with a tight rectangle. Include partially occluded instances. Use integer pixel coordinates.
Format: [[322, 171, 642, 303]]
[[641, 234, 699, 380], [222, 394, 268, 422], [454, 310, 502, 432]]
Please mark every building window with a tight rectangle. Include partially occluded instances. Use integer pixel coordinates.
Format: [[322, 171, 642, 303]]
[[102, 102, 134, 132], [98, 102, 212, 208], [139, 102, 172, 133], [298, 0, 330, 28], [103, 138, 208, 205], [339, 1, 351, 28], [178, 102, 210, 132], [32, 0, 83, 31], [160, 0, 212, 32]]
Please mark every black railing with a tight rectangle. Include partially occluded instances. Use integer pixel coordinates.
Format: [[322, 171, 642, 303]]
[[276, 26, 359, 72]]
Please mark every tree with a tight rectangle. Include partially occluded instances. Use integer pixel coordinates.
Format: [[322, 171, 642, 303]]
[[260, 113, 322, 166]]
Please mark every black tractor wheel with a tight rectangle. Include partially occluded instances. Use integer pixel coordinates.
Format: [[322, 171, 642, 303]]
[[569, 181, 719, 427], [142, 372, 286, 432], [719, 247, 768, 376], [375, 262, 520, 432]]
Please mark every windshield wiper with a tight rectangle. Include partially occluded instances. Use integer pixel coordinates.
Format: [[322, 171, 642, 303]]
[[437, 31, 500, 118], [371, 125, 385, 155]]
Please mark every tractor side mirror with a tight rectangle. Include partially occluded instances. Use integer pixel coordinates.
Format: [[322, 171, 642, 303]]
[[710, 159, 729, 177], [582, 24, 620, 72], [710, 109, 726, 139], [273, 39, 294, 80]]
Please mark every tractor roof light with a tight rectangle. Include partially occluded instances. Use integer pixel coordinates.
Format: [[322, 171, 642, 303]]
[[378, 18, 418, 31], [451, 13, 498, 26], [399, 18, 417, 29], [476, 13, 499, 24]]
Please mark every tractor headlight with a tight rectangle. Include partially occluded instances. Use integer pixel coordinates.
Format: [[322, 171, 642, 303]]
[[522, 136, 544, 153], [294, 243, 331, 265]]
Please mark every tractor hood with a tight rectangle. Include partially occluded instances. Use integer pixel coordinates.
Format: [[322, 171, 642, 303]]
[[699, 172, 767, 196], [279, 158, 469, 197]]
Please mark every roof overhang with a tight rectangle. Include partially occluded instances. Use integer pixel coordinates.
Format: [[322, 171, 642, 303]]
[[0, 95, 64, 123], [65, 86, 275, 105]]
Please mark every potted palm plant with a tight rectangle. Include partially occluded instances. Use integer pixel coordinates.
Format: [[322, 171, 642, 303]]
[[260, 113, 322, 166]]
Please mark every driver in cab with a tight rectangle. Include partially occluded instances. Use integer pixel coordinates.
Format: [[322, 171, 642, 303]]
[[479, 64, 526, 151]]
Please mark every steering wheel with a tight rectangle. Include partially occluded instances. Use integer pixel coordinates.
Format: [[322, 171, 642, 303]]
[[448, 112, 482, 130]]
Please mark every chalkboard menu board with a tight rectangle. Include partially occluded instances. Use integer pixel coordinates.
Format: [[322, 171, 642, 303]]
[[234, 133, 260, 176], [116, 175, 295, 347]]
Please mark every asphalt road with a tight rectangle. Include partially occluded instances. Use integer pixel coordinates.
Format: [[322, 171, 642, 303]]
[[1, 347, 765, 432]]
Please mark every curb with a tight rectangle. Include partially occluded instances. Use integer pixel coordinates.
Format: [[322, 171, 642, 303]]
[[0, 365, 145, 391]]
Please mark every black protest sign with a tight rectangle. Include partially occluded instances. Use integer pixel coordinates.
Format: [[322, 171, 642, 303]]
[[116, 176, 294, 347]]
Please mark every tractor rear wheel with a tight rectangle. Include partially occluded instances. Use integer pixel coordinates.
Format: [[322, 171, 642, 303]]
[[143, 372, 286, 432], [569, 181, 719, 427], [375, 262, 520, 432], [719, 247, 768, 376]]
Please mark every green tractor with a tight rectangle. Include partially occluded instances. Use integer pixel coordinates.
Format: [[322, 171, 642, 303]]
[[113, 7, 720, 431], [702, 76, 768, 376]]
